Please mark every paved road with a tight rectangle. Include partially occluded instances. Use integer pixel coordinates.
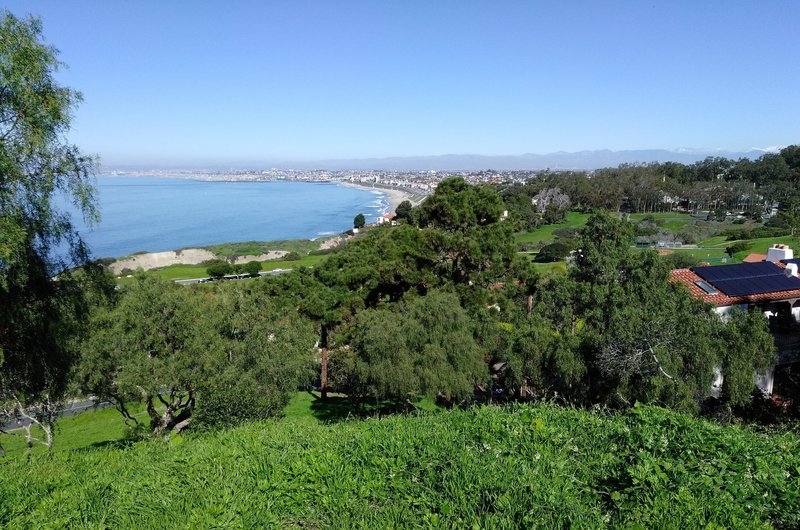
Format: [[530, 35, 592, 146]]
[[2, 399, 113, 431], [174, 268, 293, 285]]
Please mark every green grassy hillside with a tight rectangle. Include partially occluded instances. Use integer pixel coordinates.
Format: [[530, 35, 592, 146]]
[[2, 403, 798, 528], [514, 211, 590, 246]]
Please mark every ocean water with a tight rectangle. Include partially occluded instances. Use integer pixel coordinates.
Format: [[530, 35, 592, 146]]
[[66, 176, 388, 258]]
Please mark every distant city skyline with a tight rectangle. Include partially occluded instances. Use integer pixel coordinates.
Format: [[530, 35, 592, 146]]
[[4, 1, 799, 166], [102, 147, 784, 172]]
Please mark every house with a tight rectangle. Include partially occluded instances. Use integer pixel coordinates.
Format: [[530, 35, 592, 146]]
[[671, 244, 800, 397], [376, 212, 397, 226]]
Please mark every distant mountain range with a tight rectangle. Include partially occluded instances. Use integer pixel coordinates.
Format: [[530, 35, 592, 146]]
[[294, 149, 773, 171], [108, 148, 780, 173]]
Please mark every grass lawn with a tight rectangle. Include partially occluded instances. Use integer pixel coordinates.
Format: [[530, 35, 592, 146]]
[[514, 211, 590, 246], [0, 404, 147, 457], [731, 236, 799, 259], [2, 403, 798, 528], [663, 247, 731, 263], [627, 212, 698, 232], [515, 211, 700, 249], [697, 235, 729, 247], [693, 235, 800, 262], [2, 392, 441, 457], [530, 261, 567, 275]]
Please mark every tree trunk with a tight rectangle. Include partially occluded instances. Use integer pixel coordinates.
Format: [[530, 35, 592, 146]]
[[320, 325, 329, 400], [321, 347, 329, 400], [145, 389, 195, 437]]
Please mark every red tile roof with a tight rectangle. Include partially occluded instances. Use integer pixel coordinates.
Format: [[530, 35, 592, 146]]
[[743, 253, 768, 263], [670, 268, 800, 306]]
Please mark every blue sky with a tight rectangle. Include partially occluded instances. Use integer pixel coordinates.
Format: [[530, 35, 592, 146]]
[[4, 1, 799, 165]]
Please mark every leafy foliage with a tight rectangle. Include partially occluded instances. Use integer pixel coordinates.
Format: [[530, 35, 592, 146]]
[[417, 177, 504, 231], [79, 276, 317, 435], [206, 262, 232, 278], [0, 12, 112, 450], [394, 199, 413, 223], [497, 146, 800, 216], [534, 241, 572, 262], [350, 291, 487, 403]]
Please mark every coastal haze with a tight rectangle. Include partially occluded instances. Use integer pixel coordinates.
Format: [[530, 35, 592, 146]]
[[109, 148, 778, 173]]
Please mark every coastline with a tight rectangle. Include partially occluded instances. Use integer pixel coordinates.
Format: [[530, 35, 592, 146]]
[[94, 178, 429, 268], [336, 181, 421, 214]]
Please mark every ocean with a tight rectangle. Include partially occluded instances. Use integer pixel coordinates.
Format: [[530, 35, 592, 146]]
[[65, 176, 388, 259]]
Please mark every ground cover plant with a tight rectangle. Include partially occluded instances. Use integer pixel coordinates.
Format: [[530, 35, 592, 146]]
[[1, 403, 798, 528]]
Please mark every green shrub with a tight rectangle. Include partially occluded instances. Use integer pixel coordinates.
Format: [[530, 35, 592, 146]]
[[242, 261, 261, 276], [194, 372, 288, 428], [725, 226, 790, 241], [535, 241, 572, 262], [206, 263, 233, 278], [726, 240, 751, 257], [661, 252, 701, 269], [200, 258, 228, 266]]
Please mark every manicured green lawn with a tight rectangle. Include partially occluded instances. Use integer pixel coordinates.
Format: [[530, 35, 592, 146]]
[[693, 235, 800, 262], [516, 211, 701, 249], [531, 261, 568, 275], [698, 235, 729, 247], [664, 247, 731, 262], [514, 212, 590, 246], [732, 236, 799, 259], [627, 212, 698, 232]]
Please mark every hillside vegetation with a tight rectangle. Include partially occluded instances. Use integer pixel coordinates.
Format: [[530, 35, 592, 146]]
[[2, 404, 798, 528]]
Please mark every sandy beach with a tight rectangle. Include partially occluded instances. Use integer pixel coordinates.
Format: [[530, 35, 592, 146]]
[[337, 181, 422, 214]]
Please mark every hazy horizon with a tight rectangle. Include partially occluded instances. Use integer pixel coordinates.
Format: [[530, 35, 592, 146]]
[[99, 146, 782, 173]]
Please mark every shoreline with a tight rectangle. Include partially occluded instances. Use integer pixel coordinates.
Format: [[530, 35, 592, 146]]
[[336, 181, 422, 214], [98, 179, 429, 268]]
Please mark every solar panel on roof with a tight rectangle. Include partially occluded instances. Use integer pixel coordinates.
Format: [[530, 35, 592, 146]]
[[706, 274, 800, 297], [781, 258, 800, 267], [692, 261, 783, 283], [691, 261, 800, 297]]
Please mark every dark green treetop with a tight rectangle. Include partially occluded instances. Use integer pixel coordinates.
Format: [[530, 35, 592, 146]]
[[0, 12, 110, 450]]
